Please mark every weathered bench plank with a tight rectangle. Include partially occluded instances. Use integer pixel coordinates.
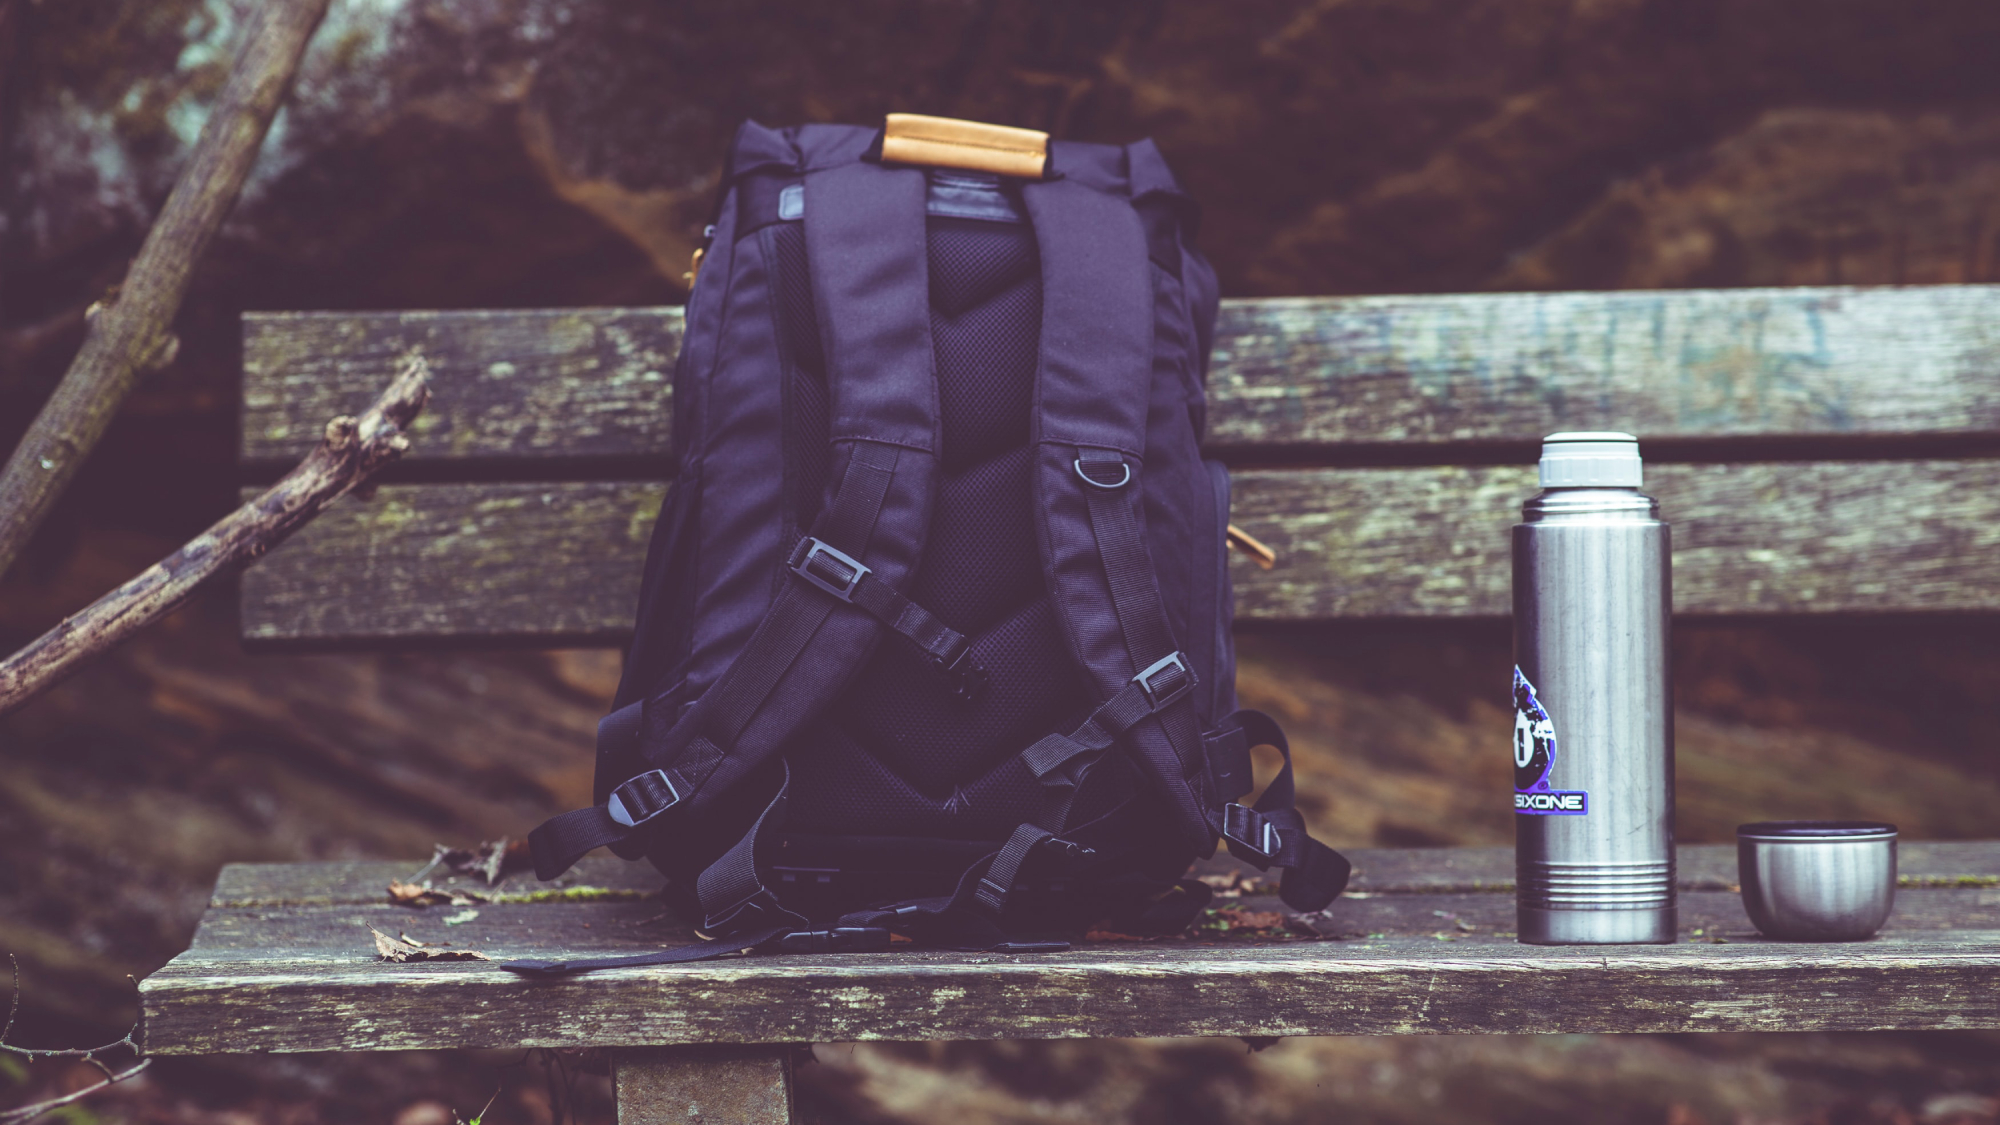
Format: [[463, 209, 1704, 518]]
[[200, 841, 2000, 908], [240, 286, 2000, 465], [139, 844, 2000, 1053], [240, 459, 2000, 644]]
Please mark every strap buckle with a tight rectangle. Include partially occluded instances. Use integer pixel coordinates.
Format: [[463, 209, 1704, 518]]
[[789, 536, 870, 601], [1222, 803, 1283, 863], [606, 769, 683, 828], [778, 927, 893, 954], [1132, 651, 1196, 709]]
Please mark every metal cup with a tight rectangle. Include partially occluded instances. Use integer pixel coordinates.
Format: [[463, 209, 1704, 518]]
[[1737, 821, 1898, 941]]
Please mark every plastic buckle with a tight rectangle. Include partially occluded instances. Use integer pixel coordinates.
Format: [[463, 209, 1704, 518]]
[[1132, 651, 1195, 709], [789, 537, 870, 601], [1222, 803, 1283, 862], [778, 927, 892, 954], [605, 769, 682, 828]]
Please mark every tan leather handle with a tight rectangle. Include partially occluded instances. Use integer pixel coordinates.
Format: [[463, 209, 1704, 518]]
[[880, 113, 1049, 179]]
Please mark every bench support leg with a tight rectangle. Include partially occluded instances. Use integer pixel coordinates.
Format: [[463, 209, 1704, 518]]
[[612, 1046, 796, 1125]]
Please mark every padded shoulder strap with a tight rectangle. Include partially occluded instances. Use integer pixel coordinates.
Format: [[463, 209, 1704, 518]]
[[529, 157, 943, 880], [1020, 177, 1216, 856]]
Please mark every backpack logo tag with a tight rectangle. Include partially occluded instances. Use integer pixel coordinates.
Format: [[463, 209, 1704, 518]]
[[1513, 666, 1586, 816]]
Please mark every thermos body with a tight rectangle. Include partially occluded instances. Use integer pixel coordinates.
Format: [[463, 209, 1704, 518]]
[[1512, 435, 1676, 945]]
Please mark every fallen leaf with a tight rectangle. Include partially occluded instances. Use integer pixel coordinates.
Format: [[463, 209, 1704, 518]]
[[370, 927, 492, 962], [1216, 909, 1286, 931], [443, 908, 481, 926], [1196, 872, 1244, 897], [387, 881, 453, 907], [386, 880, 487, 908]]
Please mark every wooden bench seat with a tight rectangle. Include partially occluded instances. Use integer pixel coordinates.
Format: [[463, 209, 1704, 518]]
[[136, 283, 2000, 1121], [141, 842, 2000, 1054]]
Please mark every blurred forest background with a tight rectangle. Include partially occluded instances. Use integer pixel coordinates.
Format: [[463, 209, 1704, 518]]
[[4, 0, 2000, 1121]]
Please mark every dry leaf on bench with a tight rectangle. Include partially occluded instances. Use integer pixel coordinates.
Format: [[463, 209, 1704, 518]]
[[370, 927, 492, 963], [1216, 909, 1286, 932], [386, 880, 486, 908]]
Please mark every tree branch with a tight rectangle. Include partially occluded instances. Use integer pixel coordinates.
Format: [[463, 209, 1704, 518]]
[[0, 955, 147, 1125], [0, 0, 333, 580], [0, 1059, 150, 1125], [0, 354, 430, 718]]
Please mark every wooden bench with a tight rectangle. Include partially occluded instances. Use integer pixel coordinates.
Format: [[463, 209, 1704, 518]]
[[141, 285, 2000, 1122]]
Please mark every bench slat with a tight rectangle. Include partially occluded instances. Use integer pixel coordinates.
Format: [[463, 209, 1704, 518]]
[[241, 286, 2000, 464], [199, 842, 2000, 909], [139, 841, 2000, 1052], [240, 460, 2000, 644]]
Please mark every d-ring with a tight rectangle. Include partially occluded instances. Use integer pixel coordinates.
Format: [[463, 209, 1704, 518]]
[[1074, 458, 1132, 490]]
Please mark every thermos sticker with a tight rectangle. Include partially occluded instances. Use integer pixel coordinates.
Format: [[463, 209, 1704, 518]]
[[1513, 667, 1588, 815]]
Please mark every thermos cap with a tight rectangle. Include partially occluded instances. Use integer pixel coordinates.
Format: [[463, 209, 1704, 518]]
[[1539, 431, 1643, 488]]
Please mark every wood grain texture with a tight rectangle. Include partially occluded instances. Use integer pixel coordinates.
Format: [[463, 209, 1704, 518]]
[[1204, 287, 2000, 448], [238, 481, 667, 645], [238, 288, 2000, 464], [139, 843, 2000, 1052], [241, 309, 680, 464], [613, 1048, 794, 1125], [200, 841, 2000, 909], [1233, 459, 2000, 619], [238, 459, 2000, 643], [139, 915, 2000, 1052]]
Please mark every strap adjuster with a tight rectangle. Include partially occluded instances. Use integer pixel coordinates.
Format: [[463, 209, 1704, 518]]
[[1132, 651, 1195, 709], [778, 927, 892, 954], [606, 769, 682, 828], [1222, 803, 1283, 862], [789, 536, 870, 601]]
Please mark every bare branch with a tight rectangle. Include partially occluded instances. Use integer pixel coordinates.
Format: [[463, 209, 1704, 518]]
[[0, 355, 430, 717], [1, 955, 148, 1124], [0, 1058, 151, 1125], [0, 0, 334, 579]]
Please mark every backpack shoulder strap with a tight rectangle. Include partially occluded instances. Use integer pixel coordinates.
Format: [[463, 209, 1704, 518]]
[[530, 149, 950, 883], [1018, 175, 1217, 857]]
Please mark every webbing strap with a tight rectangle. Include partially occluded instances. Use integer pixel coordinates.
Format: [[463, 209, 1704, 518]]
[[1218, 709, 1353, 912], [968, 667, 1188, 917], [525, 443, 902, 881], [688, 443, 898, 756], [1074, 448, 1210, 803], [500, 925, 791, 976], [787, 535, 985, 701]]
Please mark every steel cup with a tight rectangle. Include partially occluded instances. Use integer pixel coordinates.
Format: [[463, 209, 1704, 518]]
[[1737, 821, 1897, 941]]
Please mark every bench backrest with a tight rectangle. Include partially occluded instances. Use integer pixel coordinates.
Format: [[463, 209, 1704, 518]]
[[239, 285, 2000, 648]]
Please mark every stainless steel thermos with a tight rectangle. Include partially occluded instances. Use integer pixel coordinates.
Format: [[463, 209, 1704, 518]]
[[1512, 432, 1675, 944]]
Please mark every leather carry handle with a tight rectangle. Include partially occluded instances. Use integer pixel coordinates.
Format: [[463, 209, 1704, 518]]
[[879, 113, 1049, 179]]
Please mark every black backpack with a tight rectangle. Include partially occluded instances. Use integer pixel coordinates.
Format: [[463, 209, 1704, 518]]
[[511, 117, 1349, 974]]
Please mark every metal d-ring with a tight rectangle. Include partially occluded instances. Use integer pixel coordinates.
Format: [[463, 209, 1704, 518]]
[[1073, 458, 1132, 490]]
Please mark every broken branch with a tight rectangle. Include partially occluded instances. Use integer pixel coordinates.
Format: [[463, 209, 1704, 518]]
[[0, 354, 430, 718], [1, 955, 148, 1125], [0, 0, 333, 580]]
